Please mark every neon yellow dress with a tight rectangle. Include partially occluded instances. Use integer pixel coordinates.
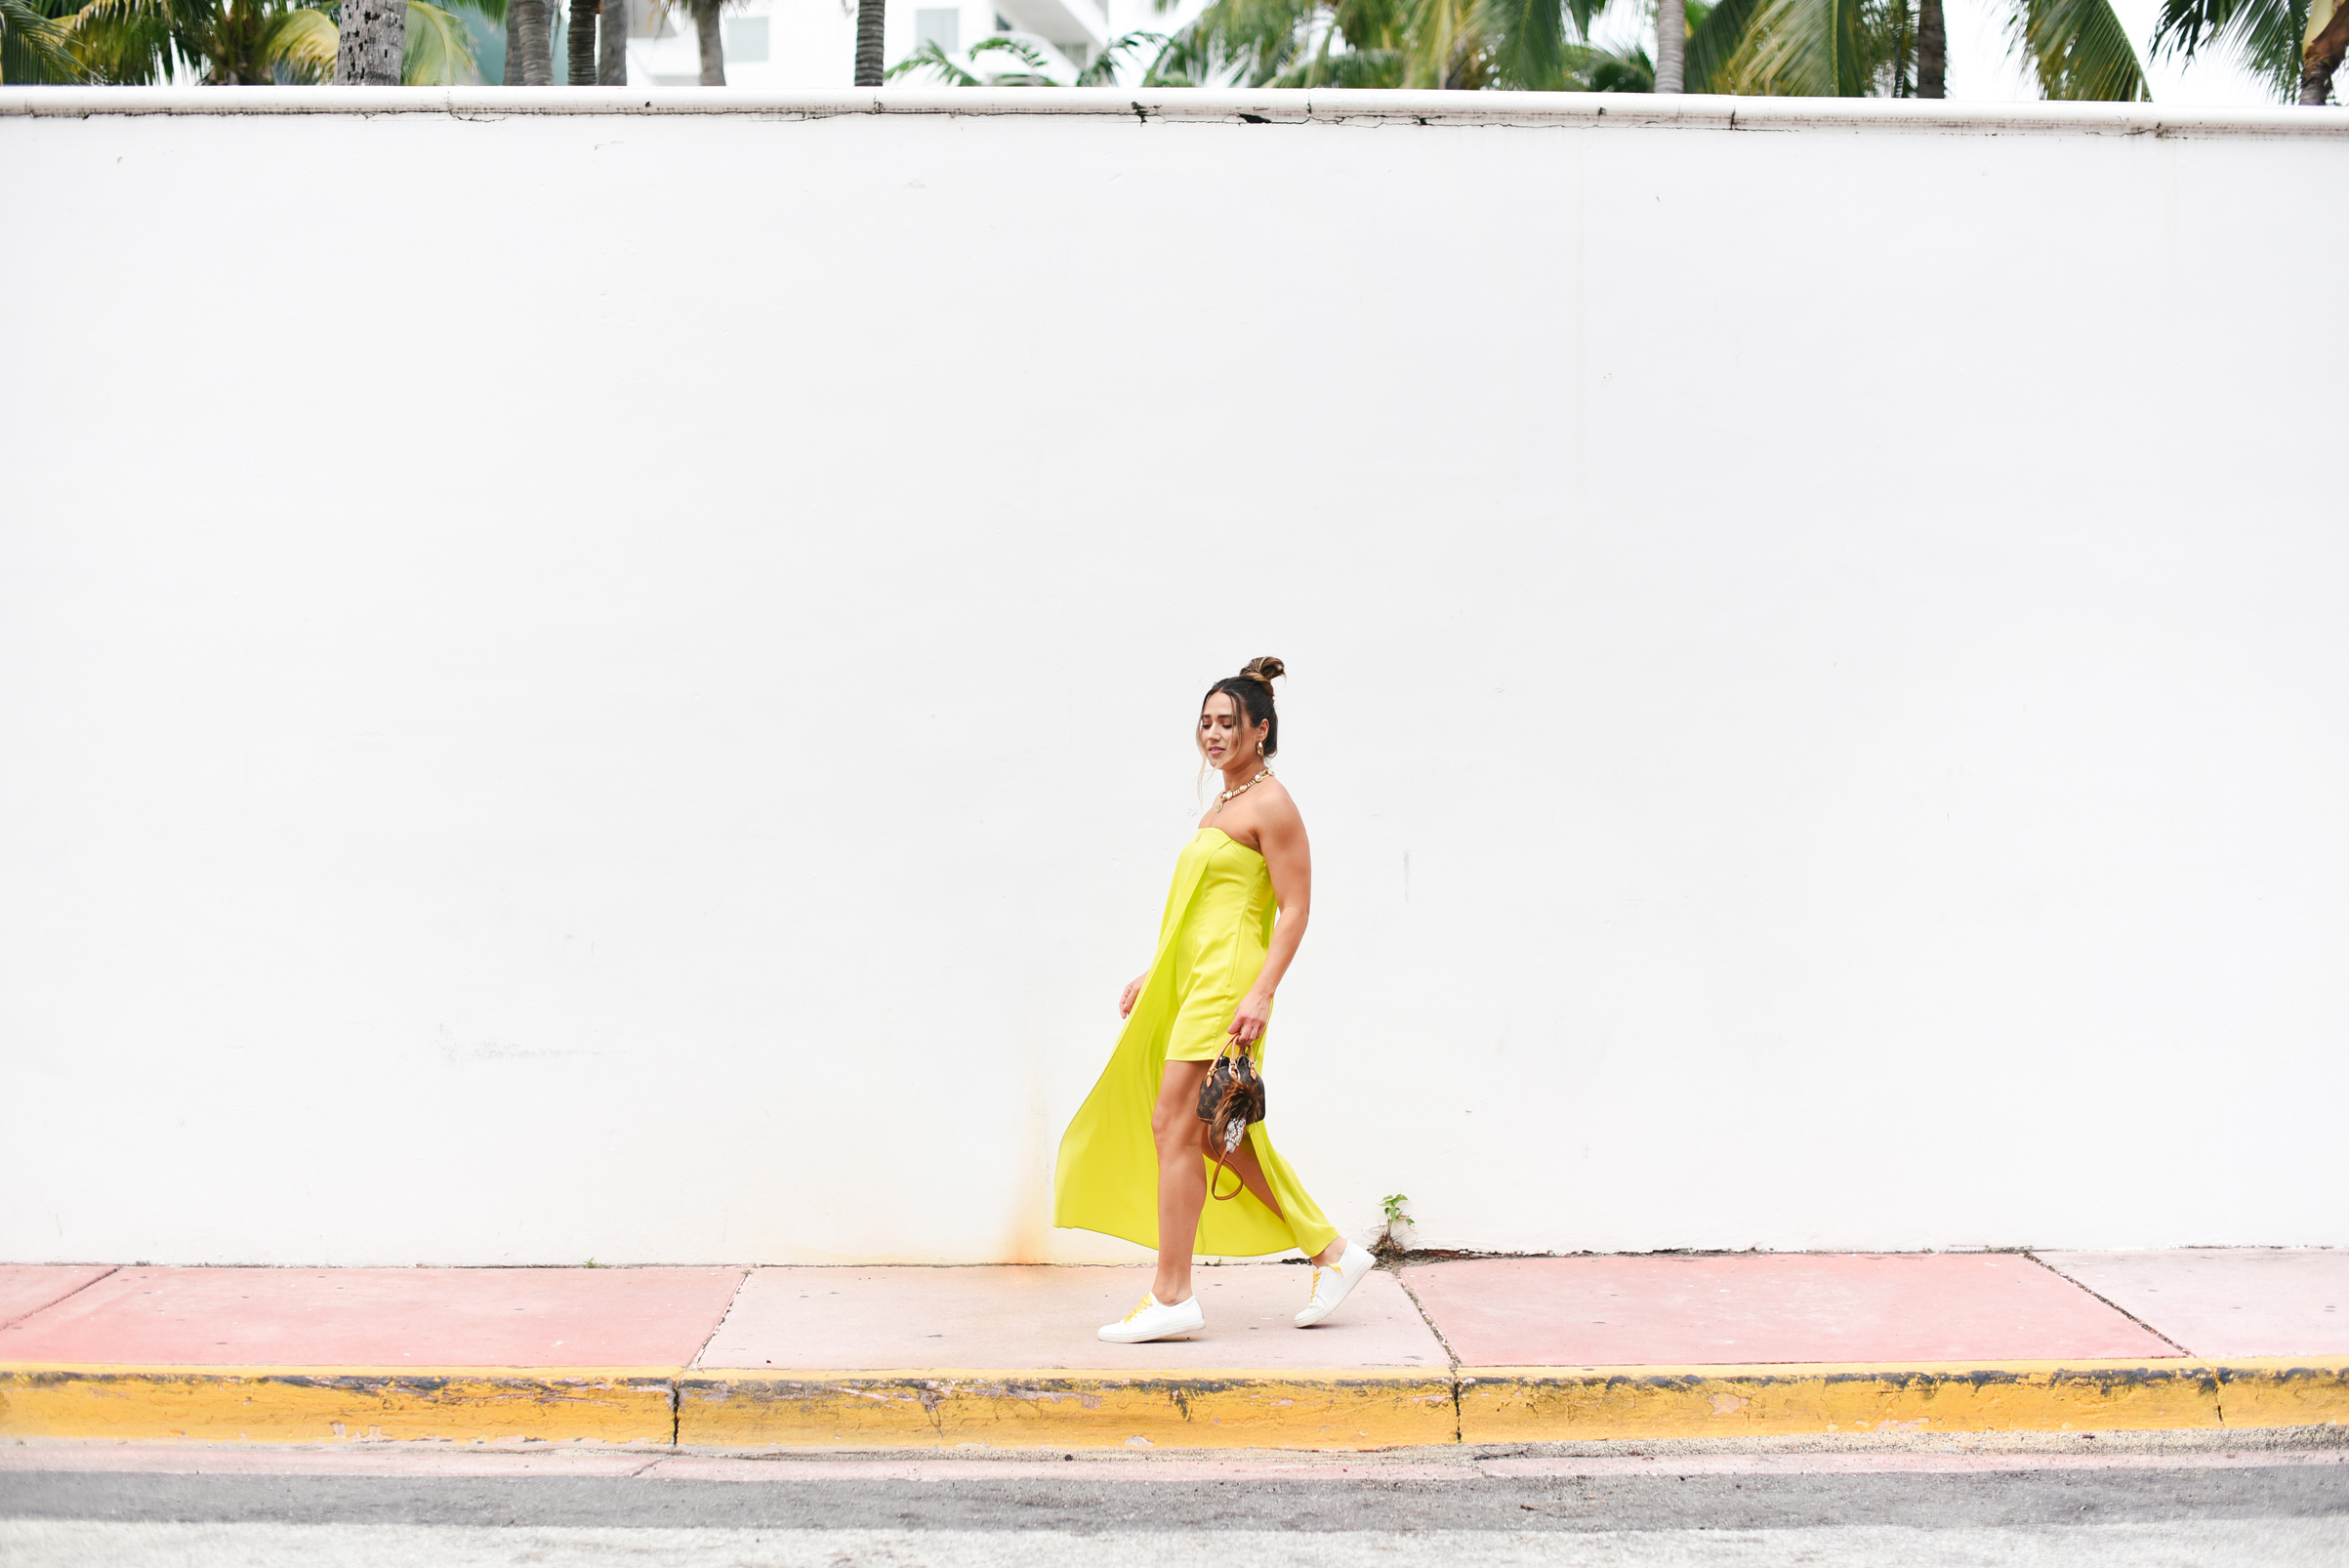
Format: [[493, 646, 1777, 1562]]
[[1053, 827, 1342, 1259]]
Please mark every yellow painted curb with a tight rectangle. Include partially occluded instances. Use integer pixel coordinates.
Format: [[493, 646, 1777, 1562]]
[[1457, 1359, 2349, 1442], [4, 1359, 2339, 1449], [677, 1369, 1461, 1451], [2212, 1358, 2349, 1429], [0, 1366, 680, 1445]]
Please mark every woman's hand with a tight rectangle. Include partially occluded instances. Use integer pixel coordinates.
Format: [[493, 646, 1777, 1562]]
[[1119, 972, 1148, 1018], [1227, 988, 1272, 1046]]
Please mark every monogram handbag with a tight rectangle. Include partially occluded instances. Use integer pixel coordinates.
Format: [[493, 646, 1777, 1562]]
[[1196, 1038, 1267, 1202]]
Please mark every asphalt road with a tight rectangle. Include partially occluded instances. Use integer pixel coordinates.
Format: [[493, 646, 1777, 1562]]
[[2, 1454, 2344, 1566]]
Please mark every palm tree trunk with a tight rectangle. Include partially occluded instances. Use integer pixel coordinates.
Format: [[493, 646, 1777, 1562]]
[[567, 0, 596, 80], [852, 0, 884, 84], [693, 0, 723, 81], [504, 0, 523, 80], [2302, 0, 2346, 102], [334, 0, 406, 82], [512, 0, 554, 81], [598, 0, 627, 81], [1654, 0, 1683, 90], [1916, 0, 1944, 95]]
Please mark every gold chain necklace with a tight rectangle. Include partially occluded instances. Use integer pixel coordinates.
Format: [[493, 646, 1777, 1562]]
[[1215, 767, 1272, 810]]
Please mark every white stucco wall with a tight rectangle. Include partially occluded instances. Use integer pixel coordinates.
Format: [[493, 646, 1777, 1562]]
[[3, 91, 2344, 1266]]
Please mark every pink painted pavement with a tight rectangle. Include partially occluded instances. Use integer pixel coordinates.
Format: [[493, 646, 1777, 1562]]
[[0, 1266, 115, 1330], [2036, 1249, 2349, 1358], [0, 1265, 745, 1367], [1, 1443, 2338, 1480], [694, 1264, 1446, 1372], [1403, 1253, 2181, 1367]]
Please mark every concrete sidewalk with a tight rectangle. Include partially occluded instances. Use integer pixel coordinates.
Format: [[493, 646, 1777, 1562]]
[[2, 1251, 2342, 1450]]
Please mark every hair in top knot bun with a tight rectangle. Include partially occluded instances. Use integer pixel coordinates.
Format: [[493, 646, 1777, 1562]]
[[1201, 656, 1287, 760]]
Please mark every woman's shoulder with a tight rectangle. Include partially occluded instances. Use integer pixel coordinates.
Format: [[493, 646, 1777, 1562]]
[[1248, 777, 1305, 835]]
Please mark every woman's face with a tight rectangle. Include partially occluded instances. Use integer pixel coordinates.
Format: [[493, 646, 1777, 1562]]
[[1198, 691, 1266, 770]]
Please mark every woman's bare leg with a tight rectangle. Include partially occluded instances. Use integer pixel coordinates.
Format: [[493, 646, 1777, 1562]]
[[1214, 1135, 1344, 1265], [1150, 1061, 1212, 1304], [1158, 1066, 1346, 1281], [1209, 1135, 1284, 1217]]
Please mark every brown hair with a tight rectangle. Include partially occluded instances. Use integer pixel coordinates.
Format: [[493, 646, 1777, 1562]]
[[1200, 656, 1285, 760]]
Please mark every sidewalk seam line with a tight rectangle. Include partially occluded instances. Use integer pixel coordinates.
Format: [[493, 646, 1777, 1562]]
[[1384, 1263, 1463, 1446], [2021, 1252, 2195, 1356], [0, 1267, 119, 1332], [688, 1268, 755, 1374]]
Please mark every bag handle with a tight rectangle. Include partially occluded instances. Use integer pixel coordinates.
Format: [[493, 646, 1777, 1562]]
[[1203, 1040, 1257, 1203]]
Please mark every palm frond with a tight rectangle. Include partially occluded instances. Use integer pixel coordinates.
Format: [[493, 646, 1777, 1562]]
[[2011, 0, 2146, 96], [1480, 0, 1570, 88], [1159, 0, 1319, 84], [1137, 25, 1203, 78], [885, 35, 982, 80], [62, 0, 180, 83], [1730, 0, 1866, 92], [262, 2, 332, 78], [1400, 0, 1485, 86], [1074, 25, 1162, 82], [399, 0, 477, 80], [968, 31, 1051, 67], [1549, 33, 1649, 83], [1267, 39, 1402, 79], [2, 0, 81, 79], [2150, 0, 2305, 96], [1683, 0, 1757, 85]]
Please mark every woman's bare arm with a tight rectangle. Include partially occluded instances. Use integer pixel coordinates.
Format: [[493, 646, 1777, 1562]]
[[1226, 795, 1309, 1046]]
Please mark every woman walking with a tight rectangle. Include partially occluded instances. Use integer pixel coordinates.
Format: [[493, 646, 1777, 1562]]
[[1054, 657, 1376, 1343]]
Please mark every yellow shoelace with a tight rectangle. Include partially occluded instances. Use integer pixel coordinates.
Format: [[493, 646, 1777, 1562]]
[[1122, 1295, 1156, 1324]]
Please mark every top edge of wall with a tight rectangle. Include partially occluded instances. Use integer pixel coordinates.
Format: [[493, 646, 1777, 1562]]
[[5, 86, 2348, 139]]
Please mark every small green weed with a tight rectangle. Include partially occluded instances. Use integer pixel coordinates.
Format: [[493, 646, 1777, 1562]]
[[1375, 1193, 1413, 1261]]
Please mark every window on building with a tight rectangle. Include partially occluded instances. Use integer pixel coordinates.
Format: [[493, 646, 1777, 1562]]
[[915, 8, 960, 50], [722, 15, 769, 59]]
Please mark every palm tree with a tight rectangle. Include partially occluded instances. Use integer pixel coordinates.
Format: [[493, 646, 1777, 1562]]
[[70, 0, 491, 81], [1654, 0, 1681, 85], [336, 0, 403, 81], [2153, 0, 2339, 100], [1145, 0, 2142, 95], [597, 0, 620, 79], [3, 0, 81, 77], [2309, 0, 2346, 96], [69, 0, 338, 79], [505, 0, 550, 79], [690, 0, 720, 80], [565, 0, 593, 79], [563, 0, 636, 81], [645, 0, 722, 81], [852, 0, 879, 82]]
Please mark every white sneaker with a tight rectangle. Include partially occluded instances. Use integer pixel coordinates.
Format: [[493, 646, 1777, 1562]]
[[1294, 1242, 1378, 1327], [1098, 1292, 1207, 1343]]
